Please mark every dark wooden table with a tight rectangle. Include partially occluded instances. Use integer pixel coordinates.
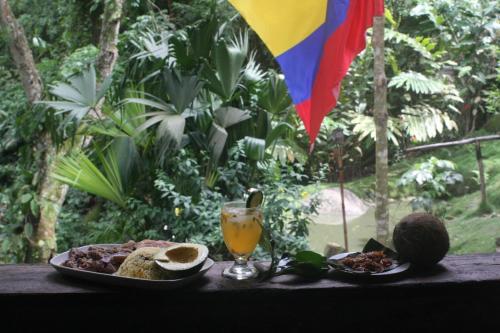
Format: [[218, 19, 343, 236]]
[[1, 254, 500, 332]]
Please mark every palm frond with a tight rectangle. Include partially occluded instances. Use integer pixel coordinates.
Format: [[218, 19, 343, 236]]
[[258, 71, 292, 115], [242, 136, 265, 161], [266, 122, 294, 148], [214, 107, 251, 128], [131, 30, 172, 61], [163, 68, 203, 113], [349, 113, 402, 146], [39, 65, 111, 125], [385, 29, 433, 59], [389, 71, 445, 94], [208, 123, 228, 164], [205, 30, 249, 101], [401, 104, 458, 142], [52, 151, 127, 207], [244, 51, 265, 83]]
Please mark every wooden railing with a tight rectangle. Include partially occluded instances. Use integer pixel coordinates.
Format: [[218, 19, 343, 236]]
[[1, 254, 499, 331]]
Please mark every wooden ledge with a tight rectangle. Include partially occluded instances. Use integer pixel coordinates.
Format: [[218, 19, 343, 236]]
[[1, 254, 499, 331]]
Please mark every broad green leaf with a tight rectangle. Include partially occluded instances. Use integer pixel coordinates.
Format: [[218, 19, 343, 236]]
[[124, 97, 173, 113], [207, 31, 248, 101], [20, 193, 32, 204], [111, 137, 140, 192], [208, 123, 228, 164], [295, 251, 327, 268], [163, 68, 203, 113], [39, 65, 110, 125], [189, 17, 218, 60], [243, 136, 265, 161], [157, 114, 186, 148], [255, 109, 270, 140], [258, 71, 291, 115], [266, 122, 294, 148], [24, 223, 34, 238], [52, 151, 127, 207], [213, 107, 251, 128]]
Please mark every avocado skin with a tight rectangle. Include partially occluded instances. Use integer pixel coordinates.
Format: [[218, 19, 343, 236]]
[[393, 213, 450, 267], [154, 243, 209, 278], [159, 260, 206, 279]]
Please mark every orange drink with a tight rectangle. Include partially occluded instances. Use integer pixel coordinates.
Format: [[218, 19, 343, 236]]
[[221, 207, 262, 258], [220, 201, 263, 280]]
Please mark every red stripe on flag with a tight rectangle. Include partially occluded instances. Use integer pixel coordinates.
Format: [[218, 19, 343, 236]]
[[297, 0, 384, 144]]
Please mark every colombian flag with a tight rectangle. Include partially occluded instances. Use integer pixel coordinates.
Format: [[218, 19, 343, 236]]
[[229, 0, 384, 144]]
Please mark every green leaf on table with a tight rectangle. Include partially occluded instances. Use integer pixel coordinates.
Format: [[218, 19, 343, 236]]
[[275, 251, 329, 279], [295, 251, 328, 267]]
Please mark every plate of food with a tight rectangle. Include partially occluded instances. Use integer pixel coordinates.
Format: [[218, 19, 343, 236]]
[[50, 240, 214, 290], [327, 238, 410, 278]]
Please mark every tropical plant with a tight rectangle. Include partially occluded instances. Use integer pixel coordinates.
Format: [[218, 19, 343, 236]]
[[398, 156, 464, 212], [40, 65, 112, 128], [52, 147, 127, 207]]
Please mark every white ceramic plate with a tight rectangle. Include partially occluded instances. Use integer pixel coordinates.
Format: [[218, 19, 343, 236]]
[[50, 244, 214, 290]]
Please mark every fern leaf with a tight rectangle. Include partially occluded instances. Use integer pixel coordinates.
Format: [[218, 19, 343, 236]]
[[401, 104, 457, 142], [389, 71, 445, 94]]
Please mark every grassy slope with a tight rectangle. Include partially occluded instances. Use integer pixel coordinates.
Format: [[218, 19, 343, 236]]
[[309, 133, 500, 254]]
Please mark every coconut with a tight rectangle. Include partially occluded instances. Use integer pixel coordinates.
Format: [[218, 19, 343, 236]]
[[393, 213, 449, 267], [154, 243, 209, 278]]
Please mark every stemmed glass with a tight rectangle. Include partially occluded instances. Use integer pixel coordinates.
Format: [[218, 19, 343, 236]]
[[220, 201, 262, 280]]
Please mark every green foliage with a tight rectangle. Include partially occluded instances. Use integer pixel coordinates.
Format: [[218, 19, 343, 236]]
[[401, 104, 458, 142], [349, 112, 402, 146], [398, 157, 463, 212], [389, 71, 445, 95], [204, 30, 249, 101], [53, 148, 127, 207], [257, 160, 322, 257], [0, 162, 39, 263], [60, 45, 99, 78], [3, 0, 499, 263], [57, 192, 168, 251], [41, 65, 112, 128], [275, 251, 329, 279]]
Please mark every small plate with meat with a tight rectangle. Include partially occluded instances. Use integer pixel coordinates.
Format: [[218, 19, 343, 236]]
[[50, 240, 214, 290], [327, 238, 410, 278]]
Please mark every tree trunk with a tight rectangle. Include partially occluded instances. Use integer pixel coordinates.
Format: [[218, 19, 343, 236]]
[[0, 0, 42, 103], [373, 16, 389, 244], [35, 0, 124, 262], [32, 141, 69, 262], [1, 0, 124, 262], [0, 0, 61, 261], [96, 0, 124, 80]]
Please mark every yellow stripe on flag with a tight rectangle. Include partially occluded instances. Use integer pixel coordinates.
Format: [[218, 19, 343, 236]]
[[229, 0, 327, 56]]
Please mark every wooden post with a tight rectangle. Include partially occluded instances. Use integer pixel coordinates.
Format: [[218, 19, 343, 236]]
[[373, 15, 389, 244], [475, 140, 487, 205], [332, 129, 348, 251], [337, 147, 349, 252]]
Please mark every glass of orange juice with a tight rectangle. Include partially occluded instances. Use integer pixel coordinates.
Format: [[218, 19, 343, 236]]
[[220, 201, 262, 280]]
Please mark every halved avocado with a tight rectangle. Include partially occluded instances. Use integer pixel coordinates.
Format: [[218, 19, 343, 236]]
[[154, 243, 209, 278]]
